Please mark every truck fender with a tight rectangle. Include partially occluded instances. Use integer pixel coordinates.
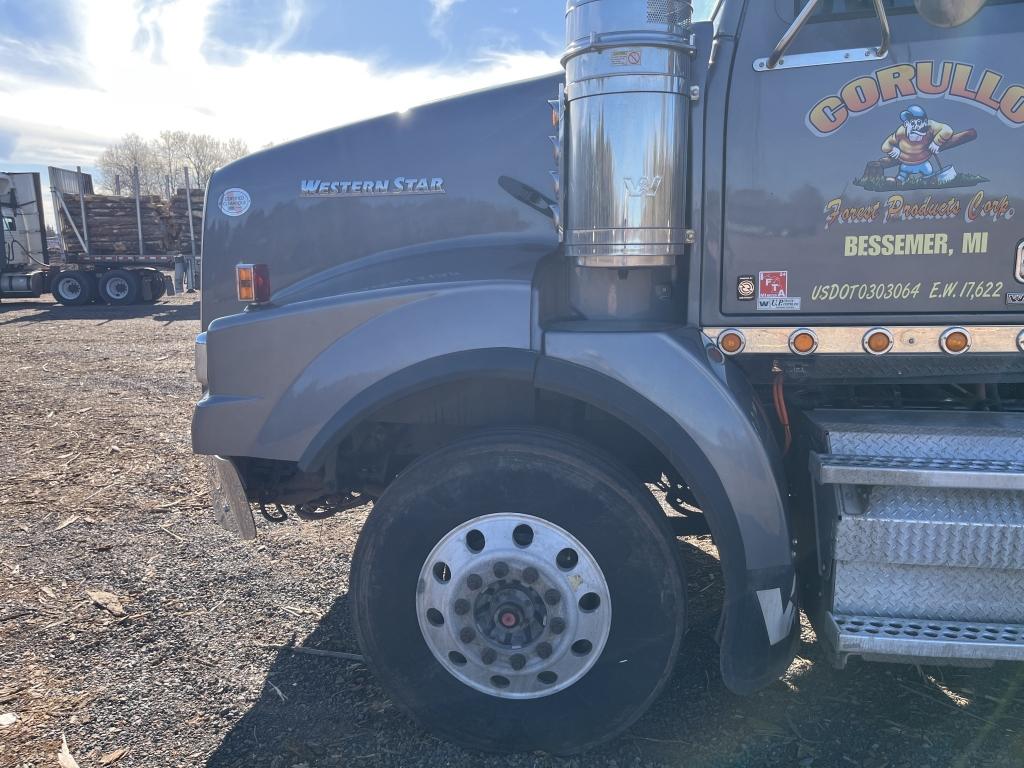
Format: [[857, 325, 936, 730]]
[[540, 327, 799, 694], [298, 347, 538, 472]]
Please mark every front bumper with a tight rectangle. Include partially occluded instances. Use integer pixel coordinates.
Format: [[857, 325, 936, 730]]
[[207, 456, 256, 540]]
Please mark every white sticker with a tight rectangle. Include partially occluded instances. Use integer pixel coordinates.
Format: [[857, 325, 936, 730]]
[[757, 297, 802, 311], [219, 188, 251, 217]]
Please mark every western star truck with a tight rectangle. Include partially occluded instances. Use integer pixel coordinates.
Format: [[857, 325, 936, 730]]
[[192, 0, 1024, 753]]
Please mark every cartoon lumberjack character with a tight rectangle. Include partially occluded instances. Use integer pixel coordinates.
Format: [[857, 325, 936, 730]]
[[881, 105, 953, 184]]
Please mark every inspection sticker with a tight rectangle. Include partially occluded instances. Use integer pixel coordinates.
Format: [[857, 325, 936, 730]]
[[219, 188, 251, 217], [757, 271, 801, 311]]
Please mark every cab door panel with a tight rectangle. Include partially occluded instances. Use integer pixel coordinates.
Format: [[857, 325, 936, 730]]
[[714, 0, 1024, 322]]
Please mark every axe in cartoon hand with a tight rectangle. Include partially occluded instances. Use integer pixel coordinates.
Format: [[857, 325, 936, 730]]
[[862, 128, 978, 182]]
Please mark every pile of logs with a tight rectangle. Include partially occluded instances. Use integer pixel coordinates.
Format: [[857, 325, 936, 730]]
[[169, 189, 205, 254], [59, 193, 177, 258]]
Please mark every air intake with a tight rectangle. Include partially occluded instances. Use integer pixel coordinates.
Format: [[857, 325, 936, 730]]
[[561, 0, 694, 270]]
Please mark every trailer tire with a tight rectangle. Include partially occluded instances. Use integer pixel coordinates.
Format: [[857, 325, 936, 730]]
[[98, 270, 141, 305], [351, 428, 686, 754], [51, 272, 94, 306]]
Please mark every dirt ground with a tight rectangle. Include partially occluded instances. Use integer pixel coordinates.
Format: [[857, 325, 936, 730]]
[[1, 293, 1022, 768]]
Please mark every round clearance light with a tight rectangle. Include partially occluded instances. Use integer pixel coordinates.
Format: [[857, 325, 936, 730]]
[[788, 329, 818, 356], [863, 328, 894, 355], [1017, 329, 1024, 353], [940, 327, 972, 355], [717, 329, 746, 356]]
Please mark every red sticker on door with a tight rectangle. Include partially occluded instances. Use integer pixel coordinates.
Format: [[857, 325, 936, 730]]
[[758, 271, 788, 298]]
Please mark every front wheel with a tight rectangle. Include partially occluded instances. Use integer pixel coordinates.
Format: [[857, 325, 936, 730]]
[[351, 428, 686, 754]]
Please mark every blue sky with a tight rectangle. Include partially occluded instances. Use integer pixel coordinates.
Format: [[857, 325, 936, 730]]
[[0, 0, 715, 185]]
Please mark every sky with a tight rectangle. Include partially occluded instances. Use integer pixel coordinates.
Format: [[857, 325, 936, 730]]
[[0, 0, 715, 201]]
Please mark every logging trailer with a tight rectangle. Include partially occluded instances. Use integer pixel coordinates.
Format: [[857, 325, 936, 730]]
[[193, 0, 1024, 753], [0, 166, 201, 306]]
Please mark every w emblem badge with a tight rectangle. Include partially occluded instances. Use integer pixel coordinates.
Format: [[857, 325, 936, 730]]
[[624, 176, 663, 197]]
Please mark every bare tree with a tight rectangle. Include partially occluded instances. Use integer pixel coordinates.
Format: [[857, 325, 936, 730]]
[[154, 130, 189, 194], [96, 133, 163, 195], [96, 131, 250, 196]]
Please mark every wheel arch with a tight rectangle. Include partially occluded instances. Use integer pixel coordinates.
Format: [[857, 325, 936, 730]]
[[298, 341, 799, 694]]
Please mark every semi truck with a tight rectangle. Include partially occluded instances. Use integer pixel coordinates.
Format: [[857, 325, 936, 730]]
[[0, 168, 169, 306], [192, 0, 1024, 753]]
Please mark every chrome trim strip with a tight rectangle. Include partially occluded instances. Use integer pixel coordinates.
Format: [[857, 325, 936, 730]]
[[703, 326, 1024, 355]]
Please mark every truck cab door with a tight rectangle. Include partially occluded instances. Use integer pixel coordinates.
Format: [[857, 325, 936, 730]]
[[709, 0, 1024, 326]]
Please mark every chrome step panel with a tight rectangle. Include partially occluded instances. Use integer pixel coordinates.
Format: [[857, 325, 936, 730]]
[[810, 409, 1024, 461], [834, 562, 1024, 624], [806, 410, 1024, 655], [812, 453, 1024, 491], [828, 613, 1024, 665], [835, 486, 1024, 571]]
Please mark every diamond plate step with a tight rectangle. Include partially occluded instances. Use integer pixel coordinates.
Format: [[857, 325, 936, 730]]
[[835, 485, 1024, 571], [808, 410, 1024, 461], [828, 613, 1024, 664], [812, 453, 1024, 491], [807, 409, 1024, 629]]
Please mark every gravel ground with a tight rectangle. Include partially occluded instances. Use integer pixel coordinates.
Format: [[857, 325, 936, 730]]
[[1, 293, 1023, 768]]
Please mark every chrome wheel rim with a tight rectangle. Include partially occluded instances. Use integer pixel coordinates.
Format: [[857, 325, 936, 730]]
[[416, 513, 612, 700], [105, 276, 130, 300], [57, 277, 82, 300]]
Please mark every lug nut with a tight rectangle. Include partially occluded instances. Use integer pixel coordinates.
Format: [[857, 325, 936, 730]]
[[460, 627, 476, 643], [510, 654, 526, 671], [493, 562, 509, 578], [544, 589, 561, 606], [550, 617, 566, 634], [454, 598, 470, 616], [536, 642, 552, 659], [481, 648, 497, 665], [466, 574, 482, 591], [522, 566, 539, 584]]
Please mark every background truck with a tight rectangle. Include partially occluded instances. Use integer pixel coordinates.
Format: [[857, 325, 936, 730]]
[[192, 0, 1024, 754], [0, 166, 201, 306]]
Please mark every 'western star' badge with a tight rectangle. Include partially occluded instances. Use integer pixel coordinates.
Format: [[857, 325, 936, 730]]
[[300, 177, 445, 197]]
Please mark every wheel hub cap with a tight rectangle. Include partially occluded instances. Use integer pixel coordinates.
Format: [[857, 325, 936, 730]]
[[107, 278, 129, 299], [416, 513, 612, 699], [59, 278, 81, 299]]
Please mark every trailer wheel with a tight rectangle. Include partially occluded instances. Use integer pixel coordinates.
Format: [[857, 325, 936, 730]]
[[51, 272, 94, 306], [98, 270, 141, 305], [351, 428, 686, 754]]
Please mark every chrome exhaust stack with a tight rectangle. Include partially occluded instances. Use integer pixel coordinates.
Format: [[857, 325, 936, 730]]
[[558, 0, 695, 320]]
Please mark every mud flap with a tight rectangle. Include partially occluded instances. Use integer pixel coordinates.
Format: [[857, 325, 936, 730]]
[[720, 566, 801, 694], [207, 456, 256, 540]]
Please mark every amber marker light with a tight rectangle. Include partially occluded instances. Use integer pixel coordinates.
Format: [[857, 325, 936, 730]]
[[939, 327, 971, 355], [717, 329, 746, 356], [863, 328, 894, 355], [236, 263, 271, 304], [788, 329, 818, 355]]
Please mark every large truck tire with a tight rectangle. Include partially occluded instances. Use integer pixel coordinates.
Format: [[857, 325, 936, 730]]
[[51, 272, 94, 306], [351, 428, 686, 754], [98, 270, 141, 305]]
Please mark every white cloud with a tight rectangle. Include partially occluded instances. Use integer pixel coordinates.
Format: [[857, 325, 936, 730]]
[[0, 0, 558, 170]]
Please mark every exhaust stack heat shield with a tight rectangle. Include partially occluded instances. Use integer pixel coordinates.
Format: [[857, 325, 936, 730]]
[[562, 0, 694, 268]]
